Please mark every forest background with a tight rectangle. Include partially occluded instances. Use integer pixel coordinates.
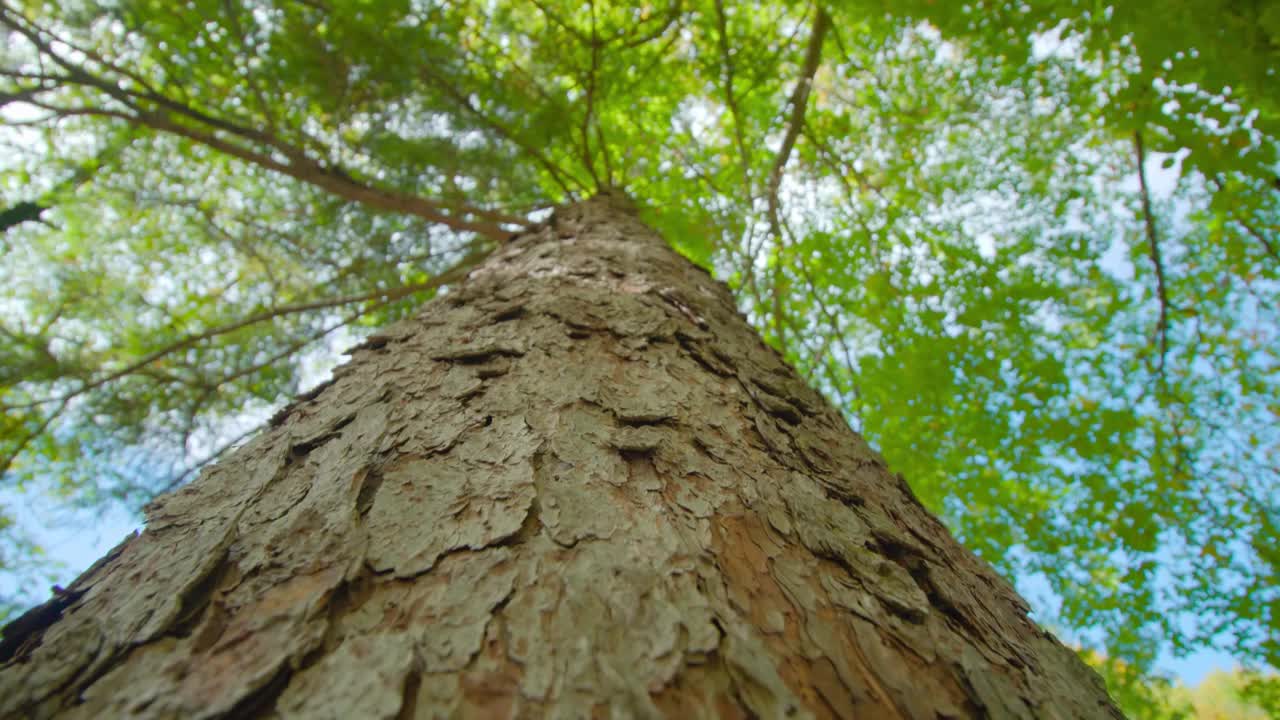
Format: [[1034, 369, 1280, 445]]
[[0, 0, 1277, 717]]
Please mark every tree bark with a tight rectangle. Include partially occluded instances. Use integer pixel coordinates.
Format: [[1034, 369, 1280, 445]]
[[0, 193, 1120, 719]]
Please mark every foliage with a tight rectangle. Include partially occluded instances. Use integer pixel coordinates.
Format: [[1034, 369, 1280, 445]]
[[1161, 668, 1276, 720], [1082, 651, 1193, 720], [1, 0, 1276, 694], [1080, 651, 1278, 719], [1172, 669, 1279, 720]]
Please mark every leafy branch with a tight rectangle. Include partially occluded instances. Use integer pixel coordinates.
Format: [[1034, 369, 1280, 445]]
[[1208, 176, 1280, 263], [419, 63, 584, 198], [0, 246, 490, 479], [0, 5, 524, 240]]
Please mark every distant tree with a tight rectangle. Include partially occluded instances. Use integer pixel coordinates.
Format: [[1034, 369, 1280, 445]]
[[1172, 669, 1275, 720]]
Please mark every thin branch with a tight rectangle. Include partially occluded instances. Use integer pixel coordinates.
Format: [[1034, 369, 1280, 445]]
[[734, 4, 811, 100], [219, 0, 277, 132], [766, 7, 830, 216], [2, 8, 523, 239], [139, 108, 514, 238], [802, 116, 885, 200], [763, 6, 831, 355], [12, 247, 489, 411], [1208, 176, 1279, 263], [0, 68, 65, 82], [528, 0, 590, 43], [1133, 130, 1172, 379], [156, 424, 260, 494], [286, 0, 331, 12], [420, 67, 581, 197], [2, 250, 487, 481], [453, 31, 609, 192], [0, 83, 56, 108], [1236, 218, 1280, 263], [0, 398, 70, 482], [579, 0, 602, 187], [155, 272, 433, 494], [194, 207, 282, 291], [608, 20, 683, 99], [28, 96, 517, 239], [0, 7, 164, 101], [714, 0, 755, 202], [791, 241, 865, 419]]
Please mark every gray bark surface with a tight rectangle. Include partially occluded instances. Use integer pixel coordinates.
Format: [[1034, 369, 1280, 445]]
[[0, 194, 1121, 719]]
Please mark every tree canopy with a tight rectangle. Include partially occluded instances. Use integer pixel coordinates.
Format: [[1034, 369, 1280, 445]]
[[2, 0, 1277, 711]]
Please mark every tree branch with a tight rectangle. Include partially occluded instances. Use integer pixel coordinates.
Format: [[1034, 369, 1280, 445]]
[[1208, 175, 1279, 263], [219, 0, 278, 133], [155, 423, 260, 495], [0, 82, 55, 109], [763, 6, 831, 355], [1, 7, 524, 240], [132, 103, 516, 239], [1236, 217, 1280, 263], [2, 248, 489, 481], [0, 397, 69, 484], [579, 0, 602, 187], [10, 247, 489, 412], [156, 285, 416, 495], [1133, 130, 1171, 379], [615, 1, 682, 49], [791, 243, 864, 410], [420, 66, 582, 197], [766, 7, 830, 217], [714, 0, 754, 202], [0, 201, 47, 232], [528, 0, 589, 43]]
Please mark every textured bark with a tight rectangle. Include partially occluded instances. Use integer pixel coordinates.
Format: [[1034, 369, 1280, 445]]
[[0, 193, 1121, 719]]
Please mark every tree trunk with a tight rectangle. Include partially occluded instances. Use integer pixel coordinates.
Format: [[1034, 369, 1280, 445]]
[[0, 193, 1120, 719]]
